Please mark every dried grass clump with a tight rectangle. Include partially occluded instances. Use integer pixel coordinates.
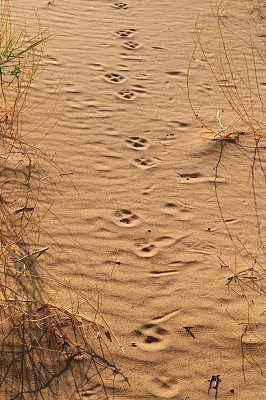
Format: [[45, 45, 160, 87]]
[[220, 242, 265, 381], [187, 0, 265, 141], [0, 278, 127, 399], [0, 1, 126, 398]]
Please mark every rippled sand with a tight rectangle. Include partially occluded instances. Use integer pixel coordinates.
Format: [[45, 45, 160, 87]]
[[7, 0, 266, 399]]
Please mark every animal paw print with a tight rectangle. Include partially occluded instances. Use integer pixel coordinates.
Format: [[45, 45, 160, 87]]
[[114, 29, 136, 38], [112, 209, 141, 227], [103, 73, 125, 83], [116, 89, 137, 100], [132, 157, 157, 169], [132, 239, 158, 258], [122, 41, 141, 50], [112, 2, 128, 9], [125, 137, 150, 150], [149, 372, 181, 397], [133, 323, 169, 351]]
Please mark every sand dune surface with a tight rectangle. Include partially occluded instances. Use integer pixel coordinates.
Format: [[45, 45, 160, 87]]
[[2, 0, 265, 398]]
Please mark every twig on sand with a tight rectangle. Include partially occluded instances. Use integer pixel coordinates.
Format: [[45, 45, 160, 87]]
[[0, 247, 49, 266], [207, 375, 221, 399]]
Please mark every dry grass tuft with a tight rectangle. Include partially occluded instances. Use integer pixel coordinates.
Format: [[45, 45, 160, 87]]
[[187, 0, 265, 141]]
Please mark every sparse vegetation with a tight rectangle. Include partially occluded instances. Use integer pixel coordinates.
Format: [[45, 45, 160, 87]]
[[0, 1, 126, 398], [188, 0, 265, 382], [187, 0, 265, 141]]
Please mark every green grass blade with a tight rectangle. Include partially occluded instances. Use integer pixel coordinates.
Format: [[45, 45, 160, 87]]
[[17, 36, 51, 56], [0, 67, 6, 100], [12, 30, 24, 49], [1, 35, 16, 58], [5, 31, 24, 62]]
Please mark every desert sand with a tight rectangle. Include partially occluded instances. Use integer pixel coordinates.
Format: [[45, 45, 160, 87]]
[[1, 0, 265, 399]]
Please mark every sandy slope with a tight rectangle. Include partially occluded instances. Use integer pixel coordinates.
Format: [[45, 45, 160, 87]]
[[8, 0, 266, 398]]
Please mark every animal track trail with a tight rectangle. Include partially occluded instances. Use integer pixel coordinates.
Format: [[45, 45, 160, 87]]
[[103, 73, 126, 83], [112, 209, 141, 227], [116, 89, 137, 101], [114, 28, 136, 38], [125, 136, 150, 150], [122, 41, 141, 50], [133, 323, 169, 351]]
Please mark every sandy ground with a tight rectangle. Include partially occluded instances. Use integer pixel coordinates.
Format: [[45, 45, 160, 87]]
[[5, 0, 265, 398]]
